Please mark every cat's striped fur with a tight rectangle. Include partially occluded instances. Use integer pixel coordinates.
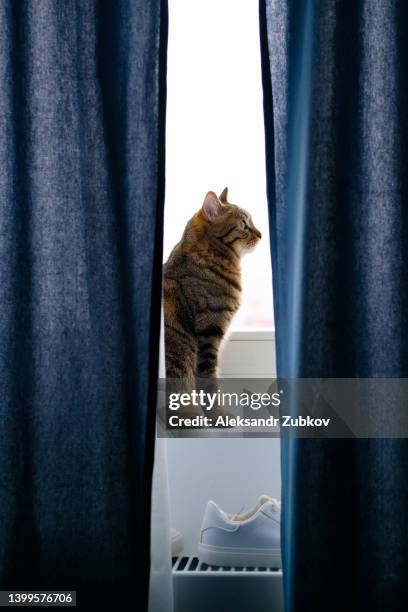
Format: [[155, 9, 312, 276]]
[[164, 188, 261, 382]]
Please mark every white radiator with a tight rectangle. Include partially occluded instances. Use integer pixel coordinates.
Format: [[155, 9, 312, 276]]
[[173, 556, 283, 612]]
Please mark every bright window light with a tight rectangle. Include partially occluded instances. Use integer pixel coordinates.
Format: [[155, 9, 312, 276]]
[[164, 0, 274, 330]]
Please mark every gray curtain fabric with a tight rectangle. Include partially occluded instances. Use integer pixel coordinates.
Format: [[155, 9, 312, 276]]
[[260, 1, 408, 611], [0, 1, 167, 608]]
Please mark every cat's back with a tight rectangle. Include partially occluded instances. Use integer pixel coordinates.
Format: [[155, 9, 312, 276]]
[[163, 240, 186, 277]]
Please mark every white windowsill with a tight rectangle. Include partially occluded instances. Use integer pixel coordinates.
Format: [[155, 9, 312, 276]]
[[220, 329, 276, 378], [228, 329, 275, 341]]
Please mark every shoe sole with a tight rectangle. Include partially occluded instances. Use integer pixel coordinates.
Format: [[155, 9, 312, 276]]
[[197, 542, 282, 569]]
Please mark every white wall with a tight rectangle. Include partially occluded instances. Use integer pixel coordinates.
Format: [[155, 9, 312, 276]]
[[167, 333, 281, 556], [167, 438, 281, 556]]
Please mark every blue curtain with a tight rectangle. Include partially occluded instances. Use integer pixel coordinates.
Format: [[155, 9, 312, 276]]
[[260, 1, 408, 610], [0, 1, 167, 608]]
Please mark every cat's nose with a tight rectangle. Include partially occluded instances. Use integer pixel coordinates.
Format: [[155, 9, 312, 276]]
[[254, 228, 262, 239]]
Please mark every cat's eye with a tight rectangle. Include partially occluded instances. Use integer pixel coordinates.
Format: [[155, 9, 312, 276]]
[[240, 220, 248, 230]]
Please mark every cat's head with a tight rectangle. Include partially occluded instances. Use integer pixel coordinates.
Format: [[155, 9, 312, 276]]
[[196, 187, 262, 252]]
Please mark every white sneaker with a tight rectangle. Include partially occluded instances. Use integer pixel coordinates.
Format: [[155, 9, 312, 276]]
[[171, 528, 184, 557], [198, 496, 281, 568]]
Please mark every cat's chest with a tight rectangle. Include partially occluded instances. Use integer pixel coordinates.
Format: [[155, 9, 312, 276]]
[[192, 264, 241, 315]]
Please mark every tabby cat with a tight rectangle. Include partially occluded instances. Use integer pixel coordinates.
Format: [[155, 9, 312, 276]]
[[164, 188, 261, 382]]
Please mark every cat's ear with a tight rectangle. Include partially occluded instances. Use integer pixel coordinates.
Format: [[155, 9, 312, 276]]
[[202, 191, 222, 221], [219, 187, 228, 203]]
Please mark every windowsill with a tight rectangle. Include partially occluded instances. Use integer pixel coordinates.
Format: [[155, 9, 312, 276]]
[[220, 329, 276, 377], [229, 329, 275, 341]]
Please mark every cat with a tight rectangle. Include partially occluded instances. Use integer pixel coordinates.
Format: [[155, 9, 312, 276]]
[[163, 187, 261, 385]]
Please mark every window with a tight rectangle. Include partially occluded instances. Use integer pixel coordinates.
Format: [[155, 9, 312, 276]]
[[164, 2, 280, 561], [164, 0, 274, 330]]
